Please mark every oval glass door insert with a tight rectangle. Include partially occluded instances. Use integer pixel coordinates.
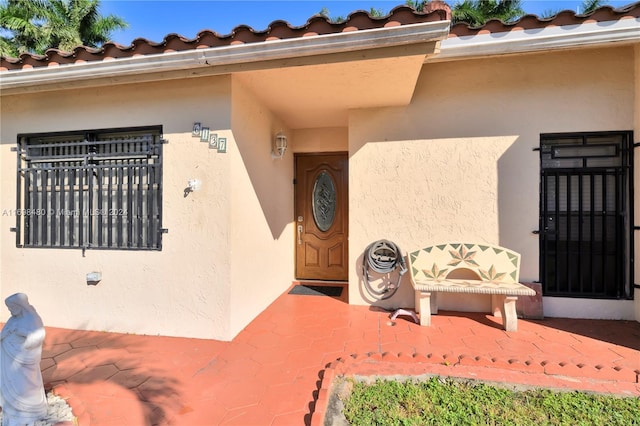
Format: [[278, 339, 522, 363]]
[[312, 171, 336, 232]]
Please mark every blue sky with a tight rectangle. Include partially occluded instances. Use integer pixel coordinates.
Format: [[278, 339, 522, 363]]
[[100, 0, 633, 45]]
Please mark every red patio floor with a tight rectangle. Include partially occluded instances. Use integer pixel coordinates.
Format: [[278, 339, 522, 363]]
[[31, 285, 640, 425]]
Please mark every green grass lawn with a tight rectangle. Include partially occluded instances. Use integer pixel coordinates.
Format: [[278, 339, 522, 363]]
[[341, 377, 640, 426]]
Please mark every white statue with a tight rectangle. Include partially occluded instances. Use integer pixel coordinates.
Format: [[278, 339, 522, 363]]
[[0, 293, 47, 426]]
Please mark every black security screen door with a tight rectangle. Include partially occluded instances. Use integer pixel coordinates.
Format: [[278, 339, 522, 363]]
[[539, 131, 633, 299]]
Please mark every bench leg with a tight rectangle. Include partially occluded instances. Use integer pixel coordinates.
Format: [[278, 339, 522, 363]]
[[414, 291, 433, 326], [414, 291, 437, 315], [491, 294, 502, 317], [431, 293, 438, 315], [498, 296, 519, 332]]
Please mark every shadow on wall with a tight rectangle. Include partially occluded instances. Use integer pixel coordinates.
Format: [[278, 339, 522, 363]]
[[357, 250, 415, 312], [350, 134, 532, 312], [233, 129, 293, 241]]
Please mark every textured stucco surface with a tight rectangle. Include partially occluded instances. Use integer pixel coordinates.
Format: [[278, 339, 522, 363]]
[[292, 127, 348, 153], [349, 136, 519, 312], [348, 46, 636, 320], [228, 77, 295, 337], [635, 44, 640, 321], [0, 74, 295, 340], [1, 41, 638, 337], [0, 77, 234, 339]]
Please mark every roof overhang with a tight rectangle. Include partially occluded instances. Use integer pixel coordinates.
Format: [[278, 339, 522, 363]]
[[4, 14, 637, 129], [235, 46, 439, 128], [435, 17, 640, 62], [1, 20, 450, 129], [0, 20, 450, 95]]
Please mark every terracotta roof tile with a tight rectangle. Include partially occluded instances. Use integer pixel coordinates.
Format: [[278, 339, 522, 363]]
[[1, 2, 638, 71], [0, 5, 448, 71], [450, 2, 640, 37]]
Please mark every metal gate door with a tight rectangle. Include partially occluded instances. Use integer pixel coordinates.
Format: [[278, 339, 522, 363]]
[[539, 132, 633, 299]]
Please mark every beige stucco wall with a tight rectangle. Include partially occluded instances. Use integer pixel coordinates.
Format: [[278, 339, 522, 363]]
[[292, 128, 348, 153], [228, 77, 295, 335], [0, 74, 294, 340], [349, 46, 636, 319], [635, 44, 640, 322], [1, 41, 638, 336]]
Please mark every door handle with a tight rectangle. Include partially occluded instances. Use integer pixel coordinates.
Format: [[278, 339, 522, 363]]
[[297, 224, 303, 245]]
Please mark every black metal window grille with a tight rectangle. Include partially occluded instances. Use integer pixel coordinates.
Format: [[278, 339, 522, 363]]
[[539, 131, 633, 299], [16, 126, 164, 250]]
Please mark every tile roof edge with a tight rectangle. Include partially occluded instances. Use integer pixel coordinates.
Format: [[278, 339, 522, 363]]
[[450, 1, 640, 37], [1, 2, 638, 71], [0, 5, 448, 70], [0, 21, 450, 93], [437, 17, 639, 62]]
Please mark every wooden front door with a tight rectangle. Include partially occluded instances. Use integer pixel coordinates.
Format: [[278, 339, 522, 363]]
[[295, 153, 348, 281]]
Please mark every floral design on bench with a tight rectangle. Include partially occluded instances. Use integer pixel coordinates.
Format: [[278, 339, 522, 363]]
[[447, 245, 479, 267], [422, 264, 448, 282], [478, 265, 507, 283]]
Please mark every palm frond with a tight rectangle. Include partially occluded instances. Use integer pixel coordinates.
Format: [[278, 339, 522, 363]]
[[1, 0, 127, 53]]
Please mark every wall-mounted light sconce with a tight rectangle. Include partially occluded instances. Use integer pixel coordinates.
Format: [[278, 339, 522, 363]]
[[271, 131, 288, 160]]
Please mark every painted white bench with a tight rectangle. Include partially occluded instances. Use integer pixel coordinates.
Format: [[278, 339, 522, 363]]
[[407, 243, 536, 332]]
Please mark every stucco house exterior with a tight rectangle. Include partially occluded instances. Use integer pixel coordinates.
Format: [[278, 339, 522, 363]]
[[1, 2, 639, 341]]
